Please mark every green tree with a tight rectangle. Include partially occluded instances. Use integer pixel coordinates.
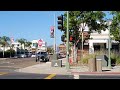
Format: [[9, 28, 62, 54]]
[[61, 11, 107, 46], [10, 44, 15, 57], [25, 41, 32, 51], [47, 47, 53, 54], [17, 38, 27, 55], [109, 11, 120, 53], [0, 36, 10, 57]]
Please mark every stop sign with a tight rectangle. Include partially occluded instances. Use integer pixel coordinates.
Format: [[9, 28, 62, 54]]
[[38, 39, 43, 47]]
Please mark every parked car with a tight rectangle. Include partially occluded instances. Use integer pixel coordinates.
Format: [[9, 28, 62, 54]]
[[57, 53, 62, 59], [60, 53, 66, 58], [36, 51, 49, 62], [31, 53, 36, 58], [18, 54, 27, 58], [27, 52, 32, 57]]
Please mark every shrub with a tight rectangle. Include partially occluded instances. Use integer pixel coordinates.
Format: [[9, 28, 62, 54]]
[[81, 53, 96, 64], [0, 49, 15, 58]]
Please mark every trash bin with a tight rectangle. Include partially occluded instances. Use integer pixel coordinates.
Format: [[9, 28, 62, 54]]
[[96, 59, 102, 72], [96, 55, 108, 67], [88, 58, 96, 72]]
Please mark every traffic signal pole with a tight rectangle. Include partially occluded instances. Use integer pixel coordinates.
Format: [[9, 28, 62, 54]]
[[57, 13, 69, 69], [54, 13, 56, 54], [66, 11, 70, 70]]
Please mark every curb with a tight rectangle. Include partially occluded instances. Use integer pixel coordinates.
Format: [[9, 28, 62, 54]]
[[71, 72, 120, 75], [0, 58, 8, 60]]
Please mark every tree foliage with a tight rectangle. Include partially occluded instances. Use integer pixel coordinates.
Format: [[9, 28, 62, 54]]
[[0, 36, 10, 57], [110, 11, 120, 42], [25, 41, 32, 48], [0, 36, 10, 47], [60, 11, 107, 44], [17, 38, 27, 54]]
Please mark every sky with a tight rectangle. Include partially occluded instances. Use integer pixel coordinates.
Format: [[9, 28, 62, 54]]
[[0, 11, 112, 46], [0, 11, 65, 46]]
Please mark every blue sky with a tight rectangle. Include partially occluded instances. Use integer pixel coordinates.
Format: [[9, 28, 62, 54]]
[[0, 11, 112, 46], [0, 11, 65, 46]]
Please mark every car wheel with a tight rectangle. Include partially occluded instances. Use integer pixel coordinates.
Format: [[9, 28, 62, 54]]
[[36, 58, 38, 62]]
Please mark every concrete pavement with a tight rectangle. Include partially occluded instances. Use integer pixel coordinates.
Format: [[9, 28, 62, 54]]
[[15, 58, 120, 77]]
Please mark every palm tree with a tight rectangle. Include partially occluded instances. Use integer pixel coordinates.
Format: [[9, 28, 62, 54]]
[[0, 36, 10, 58], [17, 38, 27, 55], [25, 41, 32, 51], [9, 44, 15, 58]]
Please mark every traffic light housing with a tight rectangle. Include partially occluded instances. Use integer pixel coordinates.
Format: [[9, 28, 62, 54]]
[[61, 35, 65, 42], [57, 15, 63, 30]]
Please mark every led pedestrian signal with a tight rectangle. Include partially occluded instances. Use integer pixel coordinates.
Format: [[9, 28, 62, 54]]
[[57, 15, 63, 30]]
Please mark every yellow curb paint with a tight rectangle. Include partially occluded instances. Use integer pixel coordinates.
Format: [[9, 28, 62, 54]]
[[44, 74, 56, 79], [0, 72, 8, 75]]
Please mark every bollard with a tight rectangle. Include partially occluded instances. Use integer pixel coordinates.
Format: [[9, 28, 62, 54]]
[[88, 58, 96, 72], [96, 59, 102, 72]]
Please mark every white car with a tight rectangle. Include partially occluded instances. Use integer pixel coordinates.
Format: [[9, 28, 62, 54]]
[[18, 54, 27, 58], [31, 54, 36, 58]]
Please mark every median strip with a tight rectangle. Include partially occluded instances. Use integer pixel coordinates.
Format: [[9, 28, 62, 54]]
[[44, 74, 56, 79]]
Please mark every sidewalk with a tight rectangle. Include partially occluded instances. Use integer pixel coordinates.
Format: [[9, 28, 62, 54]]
[[15, 58, 120, 75], [15, 62, 71, 75], [0, 58, 8, 60]]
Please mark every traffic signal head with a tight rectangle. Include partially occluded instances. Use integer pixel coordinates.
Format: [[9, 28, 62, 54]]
[[61, 35, 65, 42], [57, 15, 63, 30]]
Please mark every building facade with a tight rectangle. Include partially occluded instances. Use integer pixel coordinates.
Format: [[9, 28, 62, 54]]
[[31, 39, 47, 53]]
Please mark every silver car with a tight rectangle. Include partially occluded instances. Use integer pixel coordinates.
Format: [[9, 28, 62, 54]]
[[36, 52, 49, 62]]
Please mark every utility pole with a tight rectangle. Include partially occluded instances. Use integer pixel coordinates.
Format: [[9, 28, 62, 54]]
[[66, 11, 70, 70], [108, 20, 111, 69], [81, 30, 84, 63]]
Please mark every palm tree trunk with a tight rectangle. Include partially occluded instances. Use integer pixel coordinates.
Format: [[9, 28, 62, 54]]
[[24, 44, 25, 58], [3, 46, 5, 58], [20, 44, 22, 55], [10, 46, 11, 58]]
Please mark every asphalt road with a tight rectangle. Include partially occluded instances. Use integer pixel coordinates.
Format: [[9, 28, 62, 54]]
[[0, 57, 74, 79], [0, 57, 41, 72], [1, 58, 120, 79], [0, 72, 74, 79]]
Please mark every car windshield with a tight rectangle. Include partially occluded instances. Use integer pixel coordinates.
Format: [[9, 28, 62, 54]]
[[41, 52, 47, 55]]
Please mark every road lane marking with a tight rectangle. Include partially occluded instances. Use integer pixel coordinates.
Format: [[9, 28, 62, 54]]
[[74, 75, 79, 79], [44, 74, 56, 79], [0, 72, 8, 75]]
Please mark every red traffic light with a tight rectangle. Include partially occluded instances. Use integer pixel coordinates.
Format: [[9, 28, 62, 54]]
[[70, 36, 73, 41]]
